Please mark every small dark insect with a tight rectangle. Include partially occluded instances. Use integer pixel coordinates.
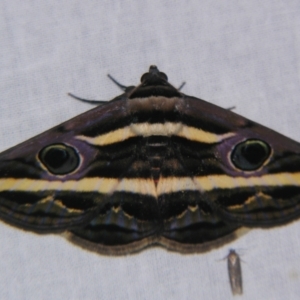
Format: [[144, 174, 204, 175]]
[[227, 249, 243, 295]]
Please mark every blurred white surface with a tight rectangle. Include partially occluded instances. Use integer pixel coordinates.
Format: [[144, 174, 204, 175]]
[[1, 1, 300, 299]]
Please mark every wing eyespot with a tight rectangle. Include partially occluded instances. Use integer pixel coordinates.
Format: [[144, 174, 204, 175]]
[[39, 143, 80, 175], [231, 139, 271, 171]]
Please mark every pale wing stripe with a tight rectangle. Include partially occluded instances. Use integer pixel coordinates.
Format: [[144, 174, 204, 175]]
[[116, 178, 157, 197], [0, 173, 300, 196], [76, 122, 235, 146], [0, 178, 118, 193], [231, 177, 247, 191], [177, 125, 235, 143], [131, 122, 183, 136], [159, 173, 300, 195], [194, 173, 300, 192], [0, 178, 156, 197], [284, 173, 300, 185], [157, 177, 197, 195], [77, 126, 136, 146]]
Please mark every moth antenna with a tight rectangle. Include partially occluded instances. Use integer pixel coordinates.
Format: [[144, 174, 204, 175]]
[[177, 81, 186, 91], [67, 93, 108, 105], [107, 74, 128, 91], [227, 106, 236, 111]]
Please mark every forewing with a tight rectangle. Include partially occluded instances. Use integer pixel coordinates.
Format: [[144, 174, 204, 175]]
[[0, 99, 137, 232], [178, 95, 300, 226]]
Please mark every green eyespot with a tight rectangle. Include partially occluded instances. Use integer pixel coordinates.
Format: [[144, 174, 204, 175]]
[[39, 144, 79, 175], [231, 139, 271, 171]]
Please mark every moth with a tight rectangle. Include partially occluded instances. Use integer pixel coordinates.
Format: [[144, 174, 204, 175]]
[[0, 65, 300, 255], [226, 249, 243, 295]]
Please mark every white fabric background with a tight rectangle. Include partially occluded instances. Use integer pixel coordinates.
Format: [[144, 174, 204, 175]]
[[1, 1, 300, 299]]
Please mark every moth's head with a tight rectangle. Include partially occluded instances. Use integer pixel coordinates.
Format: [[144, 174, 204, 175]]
[[140, 65, 168, 84], [128, 65, 181, 99]]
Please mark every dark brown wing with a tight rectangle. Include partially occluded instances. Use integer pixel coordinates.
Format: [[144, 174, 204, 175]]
[[1, 66, 300, 255]]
